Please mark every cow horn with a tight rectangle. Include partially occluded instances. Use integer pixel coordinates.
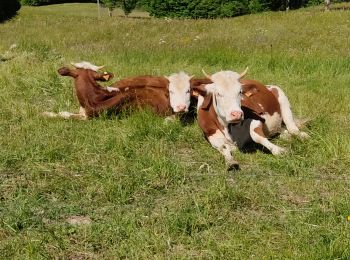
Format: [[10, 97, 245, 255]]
[[97, 65, 105, 70], [189, 75, 195, 79], [70, 62, 77, 68], [239, 67, 249, 78], [202, 69, 211, 79]]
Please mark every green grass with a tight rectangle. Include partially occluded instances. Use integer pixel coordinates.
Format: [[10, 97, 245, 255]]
[[1, 3, 350, 259]]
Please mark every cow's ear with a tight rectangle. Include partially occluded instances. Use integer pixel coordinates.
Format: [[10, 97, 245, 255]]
[[200, 94, 213, 110], [200, 94, 212, 110], [190, 78, 212, 88], [58, 67, 78, 78], [93, 71, 114, 82], [191, 84, 208, 97], [241, 84, 258, 97], [241, 94, 264, 115], [102, 72, 114, 81]]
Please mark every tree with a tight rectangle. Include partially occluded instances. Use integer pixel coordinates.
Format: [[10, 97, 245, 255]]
[[101, 0, 117, 16], [101, 0, 138, 16], [147, 0, 251, 19], [324, 0, 330, 11], [121, 0, 138, 15], [0, 0, 21, 23]]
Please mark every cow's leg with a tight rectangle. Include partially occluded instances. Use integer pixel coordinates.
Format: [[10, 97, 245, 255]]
[[267, 85, 309, 139], [250, 120, 286, 155], [208, 130, 239, 170], [42, 107, 87, 120], [106, 86, 120, 92], [42, 111, 59, 118]]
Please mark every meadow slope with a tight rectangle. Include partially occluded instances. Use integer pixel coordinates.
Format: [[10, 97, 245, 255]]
[[0, 3, 350, 259]]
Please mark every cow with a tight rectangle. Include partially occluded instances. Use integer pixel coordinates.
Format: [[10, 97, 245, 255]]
[[192, 69, 309, 170], [106, 71, 196, 114], [105, 73, 210, 124], [43, 62, 173, 119]]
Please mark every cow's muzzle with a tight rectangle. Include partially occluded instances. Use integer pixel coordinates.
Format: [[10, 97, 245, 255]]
[[229, 111, 244, 123], [174, 104, 188, 113]]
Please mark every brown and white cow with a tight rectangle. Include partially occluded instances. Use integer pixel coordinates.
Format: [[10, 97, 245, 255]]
[[43, 62, 173, 119], [192, 69, 309, 170], [105, 71, 196, 114]]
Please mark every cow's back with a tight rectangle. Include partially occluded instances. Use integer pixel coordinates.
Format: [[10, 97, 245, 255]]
[[114, 76, 169, 89], [240, 79, 281, 116]]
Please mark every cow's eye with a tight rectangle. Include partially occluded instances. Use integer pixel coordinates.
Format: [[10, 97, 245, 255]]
[[217, 93, 223, 97], [186, 90, 190, 94]]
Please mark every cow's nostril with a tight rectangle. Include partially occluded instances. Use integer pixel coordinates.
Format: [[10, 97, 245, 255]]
[[231, 111, 242, 120], [176, 105, 186, 111]]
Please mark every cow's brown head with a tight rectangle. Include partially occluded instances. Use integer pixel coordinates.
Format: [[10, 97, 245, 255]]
[[58, 62, 114, 81]]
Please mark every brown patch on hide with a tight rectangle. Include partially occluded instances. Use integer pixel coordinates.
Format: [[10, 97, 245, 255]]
[[241, 79, 281, 117]]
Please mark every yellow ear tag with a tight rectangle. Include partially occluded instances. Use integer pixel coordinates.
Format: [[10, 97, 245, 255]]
[[102, 74, 110, 81], [192, 90, 199, 97], [244, 91, 253, 97]]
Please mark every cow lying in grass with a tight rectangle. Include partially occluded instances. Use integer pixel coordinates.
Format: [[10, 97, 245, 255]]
[[108, 73, 212, 121], [44, 62, 206, 120], [108, 72, 198, 114], [192, 69, 309, 170]]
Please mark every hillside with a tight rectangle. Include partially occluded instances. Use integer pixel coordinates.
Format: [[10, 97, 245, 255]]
[[0, 4, 350, 258]]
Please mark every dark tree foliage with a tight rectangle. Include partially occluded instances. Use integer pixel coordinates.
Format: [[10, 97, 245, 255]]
[[122, 0, 138, 15], [20, 0, 95, 6], [145, 0, 344, 18], [147, 0, 256, 18], [0, 0, 21, 23], [101, 0, 138, 16], [18, 0, 350, 18]]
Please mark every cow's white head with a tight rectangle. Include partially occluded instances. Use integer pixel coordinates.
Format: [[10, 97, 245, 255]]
[[165, 72, 194, 113], [199, 68, 248, 124]]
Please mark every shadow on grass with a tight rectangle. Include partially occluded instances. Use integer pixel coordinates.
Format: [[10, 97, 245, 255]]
[[0, 56, 13, 62]]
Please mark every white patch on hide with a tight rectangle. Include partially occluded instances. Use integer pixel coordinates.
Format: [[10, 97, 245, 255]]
[[262, 112, 283, 136], [268, 85, 309, 139], [106, 87, 120, 92], [249, 119, 286, 155], [197, 95, 204, 110], [208, 130, 237, 163], [72, 61, 101, 71]]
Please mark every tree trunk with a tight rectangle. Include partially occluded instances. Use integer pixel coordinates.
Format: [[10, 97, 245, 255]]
[[286, 0, 289, 11], [325, 0, 331, 11], [108, 7, 113, 17]]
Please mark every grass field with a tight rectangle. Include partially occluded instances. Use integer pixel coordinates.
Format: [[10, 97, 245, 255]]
[[1, 3, 350, 259]]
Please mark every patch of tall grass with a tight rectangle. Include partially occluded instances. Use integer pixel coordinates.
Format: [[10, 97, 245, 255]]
[[0, 3, 349, 258]]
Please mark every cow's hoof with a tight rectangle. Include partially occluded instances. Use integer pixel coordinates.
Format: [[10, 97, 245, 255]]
[[279, 130, 292, 141], [271, 147, 287, 156], [227, 160, 240, 171], [295, 118, 311, 128], [298, 131, 310, 140], [58, 111, 72, 119], [42, 111, 57, 118]]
